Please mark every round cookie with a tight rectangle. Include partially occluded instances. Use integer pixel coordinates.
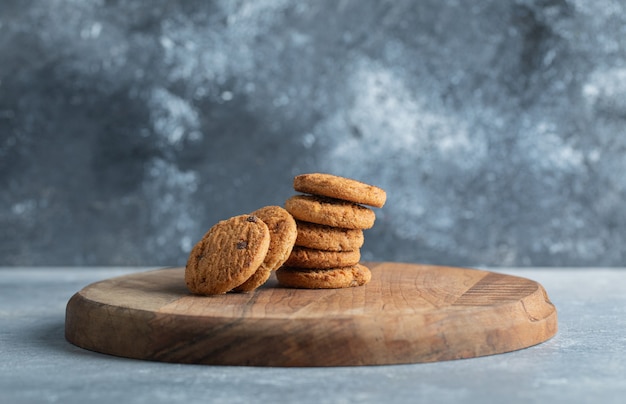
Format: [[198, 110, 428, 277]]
[[285, 195, 376, 230], [185, 214, 270, 295], [276, 264, 372, 289], [295, 221, 364, 252], [233, 266, 272, 293], [284, 246, 361, 269], [249, 206, 298, 271], [234, 206, 297, 292], [294, 173, 386, 208]]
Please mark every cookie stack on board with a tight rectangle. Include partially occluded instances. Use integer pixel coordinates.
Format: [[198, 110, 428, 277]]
[[184, 173, 385, 295], [278, 173, 386, 289]]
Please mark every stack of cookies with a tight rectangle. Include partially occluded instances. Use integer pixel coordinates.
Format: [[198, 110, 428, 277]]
[[184, 173, 385, 295], [277, 173, 386, 289]]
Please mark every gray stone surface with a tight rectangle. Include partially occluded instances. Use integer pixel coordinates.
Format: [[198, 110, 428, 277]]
[[1, 267, 625, 403], [1, 1, 625, 267]]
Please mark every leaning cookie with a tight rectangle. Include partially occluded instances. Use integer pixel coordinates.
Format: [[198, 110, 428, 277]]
[[276, 264, 372, 289], [234, 206, 297, 292], [233, 266, 272, 293], [294, 173, 386, 208], [185, 214, 270, 295], [285, 195, 375, 230]]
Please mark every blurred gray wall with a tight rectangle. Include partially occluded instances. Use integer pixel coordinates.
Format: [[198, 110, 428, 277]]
[[1, 0, 625, 267]]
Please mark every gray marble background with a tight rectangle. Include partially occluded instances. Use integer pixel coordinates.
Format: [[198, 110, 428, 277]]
[[1, 0, 625, 267]]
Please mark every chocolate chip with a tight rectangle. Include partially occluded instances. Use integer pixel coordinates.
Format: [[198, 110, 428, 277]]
[[246, 215, 258, 222], [236, 241, 248, 249]]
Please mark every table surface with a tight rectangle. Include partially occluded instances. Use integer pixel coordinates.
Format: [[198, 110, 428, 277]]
[[1, 266, 625, 404]]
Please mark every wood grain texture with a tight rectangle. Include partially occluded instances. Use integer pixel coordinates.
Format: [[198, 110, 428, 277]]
[[64, 262, 557, 366]]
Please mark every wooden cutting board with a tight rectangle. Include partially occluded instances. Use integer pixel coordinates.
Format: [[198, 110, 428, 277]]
[[65, 262, 557, 366]]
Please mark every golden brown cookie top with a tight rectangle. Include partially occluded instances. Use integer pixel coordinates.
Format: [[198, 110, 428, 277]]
[[185, 214, 270, 295], [285, 194, 376, 229], [294, 173, 386, 208]]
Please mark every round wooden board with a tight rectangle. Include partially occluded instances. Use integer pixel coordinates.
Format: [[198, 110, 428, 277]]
[[65, 262, 557, 367]]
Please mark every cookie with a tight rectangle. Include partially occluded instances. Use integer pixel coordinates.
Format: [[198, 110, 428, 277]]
[[295, 221, 364, 252], [284, 246, 361, 269], [185, 214, 270, 295], [285, 195, 376, 230], [233, 266, 272, 293], [276, 264, 372, 289], [234, 206, 297, 292], [294, 173, 386, 208]]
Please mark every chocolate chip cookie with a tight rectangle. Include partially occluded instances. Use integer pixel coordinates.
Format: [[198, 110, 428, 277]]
[[294, 220, 364, 252], [185, 214, 270, 295], [276, 264, 372, 289], [285, 195, 376, 230], [234, 206, 297, 292], [284, 246, 361, 269], [294, 173, 386, 208]]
